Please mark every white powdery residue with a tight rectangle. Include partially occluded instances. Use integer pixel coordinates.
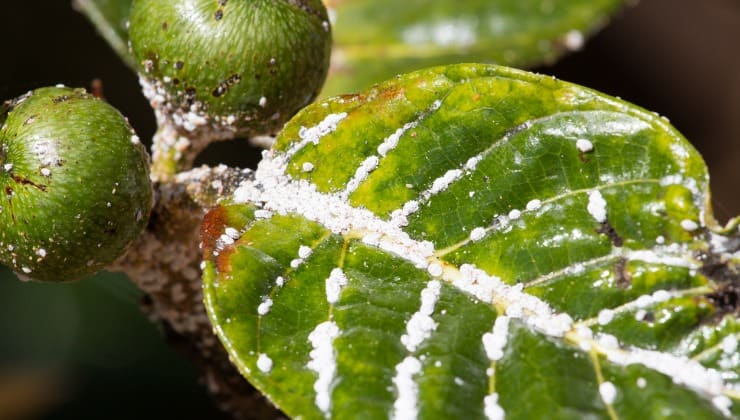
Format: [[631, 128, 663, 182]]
[[344, 155, 380, 196], [30, 138, 61, 167], [426, 169, 464, 198], [597, 309, 615, 326], [427, 263, 443, 277], [298, 245, 313, 259], [483, 393, 505, 420], [602, 345, 729, 400], [254, 209, 273, 219], [482, 316, 510, 361], [216, 233, 235, 251], [670, 143, 691, 159], [291, 112, 348, 157], [587, 190, 608, 223], [224, 227, 240, 240], [622, 248, 697, 269], [457, 265, 571, 337], [390, 200, 421, 227], [302, 162, 315, 172], [465, 155, 483, 171], [712, 395, 732, 417], [563, 29, 584, 51], [470, 227, 487, 242], [680, 219, 700, 232], [234, 150, 586, 356], [401, 280, 442, 352], [660, 174, 701, 197], [307, 321, 341, 416], [40, 168, 51, 177], [257, 353, 273, 373], [635, 310, 647, 321], [257, 298, 273, 315], [599, 381, 617, 405], [721, 335, 738, 354], [526, 199, 542, 211], [377, 120, 418, 157], [576, 139, 594, 153], [391, 356, 423, 420], [325, 268, 349, 304]]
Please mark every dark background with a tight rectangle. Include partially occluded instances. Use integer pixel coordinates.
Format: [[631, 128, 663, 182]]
[[0, 1, 739, 419]]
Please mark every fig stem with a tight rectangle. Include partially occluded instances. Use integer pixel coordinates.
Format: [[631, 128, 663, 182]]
[[111, 165, 281, 418], [150, 122, 212, 182]]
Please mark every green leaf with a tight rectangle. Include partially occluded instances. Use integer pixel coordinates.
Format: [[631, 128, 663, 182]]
[[322, 0, 624, 97], [203, 64, 740, 419], [73, 0, 136, 69]]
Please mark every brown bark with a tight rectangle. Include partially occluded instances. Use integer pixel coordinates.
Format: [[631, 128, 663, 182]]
[[111, 165, 282, 420]]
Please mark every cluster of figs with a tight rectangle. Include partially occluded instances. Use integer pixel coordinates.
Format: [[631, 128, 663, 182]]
[[0, 0, 332, 281]]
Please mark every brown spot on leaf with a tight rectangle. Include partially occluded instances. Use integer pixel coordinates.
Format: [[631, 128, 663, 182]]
[[596, 221, 623, 247], [200, 206, 236, 274], [201, 206, 227, 256], [613, 257, 631, 288], [577, 151, 591, 164], [699, 250, 740, 316], [11, 175, 46, 192]]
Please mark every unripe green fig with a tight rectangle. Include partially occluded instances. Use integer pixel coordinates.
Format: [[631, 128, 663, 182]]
[[0, 87, 152, 282], [129, 0, 332, 137]]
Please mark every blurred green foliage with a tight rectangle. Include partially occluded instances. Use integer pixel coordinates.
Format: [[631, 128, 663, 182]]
[[0, 268, 222, 419]]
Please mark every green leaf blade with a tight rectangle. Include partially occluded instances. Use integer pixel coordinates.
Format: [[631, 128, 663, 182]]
[[204, 64, 739, 418], [323, 0, 625, 97], [74, 0, 136, 69]]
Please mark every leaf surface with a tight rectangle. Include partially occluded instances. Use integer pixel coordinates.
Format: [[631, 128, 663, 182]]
[[322, 0, 624, 96], [203, 64, 740, 419], [74, 0, 135, 68]]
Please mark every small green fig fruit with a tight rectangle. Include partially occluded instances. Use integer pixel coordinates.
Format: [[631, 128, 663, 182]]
[[129, 0, 332, 137], [0, 87, 152, 282]]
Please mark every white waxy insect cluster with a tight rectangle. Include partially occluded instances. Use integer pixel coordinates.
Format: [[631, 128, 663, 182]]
[[257, 353, 273, 373], [400, 280, 442, 352], [470, 227, 487, 242], [587, 190, 608, 223], [290, 112, 348, 157], [525, 199, 542, 211], [484, 393, 505, 420], [228, 109, 736, 416], [482, 316, 510, 361], [680, 219, 699, 232], [257, 298, 273, 316], [391, 356, 423, 420], [307, 321, 341, 415], [597, 309, 615, 326], [576, 139, 594, 153], [290, 245, 313, 268], [563, 29, 584, 51], [325, 268, 348, 304], [598, 381, 617, 405]]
